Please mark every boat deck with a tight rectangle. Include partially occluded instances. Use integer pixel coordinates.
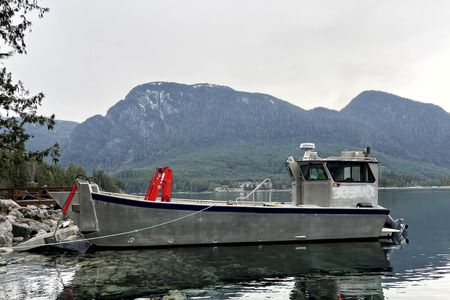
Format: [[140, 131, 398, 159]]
[[100, 191, 297, 207], [97, 191, 386, 210]]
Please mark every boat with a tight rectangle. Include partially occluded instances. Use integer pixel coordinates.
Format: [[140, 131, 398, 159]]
[[49, 143, 407, 248]]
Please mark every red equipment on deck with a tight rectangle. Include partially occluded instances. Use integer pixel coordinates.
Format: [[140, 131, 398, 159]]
[[144, 167, 173, 202], [62, 182, 78, 216]]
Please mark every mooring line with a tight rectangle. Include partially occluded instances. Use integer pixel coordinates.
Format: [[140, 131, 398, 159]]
[[12, 204, 215, 250]]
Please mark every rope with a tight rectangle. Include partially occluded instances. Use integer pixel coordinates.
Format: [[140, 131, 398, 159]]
[[22, 191, 52, 201], [13, 203, 215, 250]]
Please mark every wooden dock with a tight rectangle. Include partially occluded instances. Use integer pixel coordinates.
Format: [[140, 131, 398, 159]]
[[0, 186, 72, 207]]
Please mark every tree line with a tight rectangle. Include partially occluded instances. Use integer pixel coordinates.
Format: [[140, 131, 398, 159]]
[[0, 160, 125, 193]]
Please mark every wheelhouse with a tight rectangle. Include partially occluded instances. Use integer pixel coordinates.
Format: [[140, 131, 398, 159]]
[[287, 144, 379, 208]]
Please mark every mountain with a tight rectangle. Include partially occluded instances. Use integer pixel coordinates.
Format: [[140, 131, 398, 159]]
[[61, 82, 308, 170], [39, 82, 450, 191], [25, 120, 79, 152], [341, 91, 450, 166]]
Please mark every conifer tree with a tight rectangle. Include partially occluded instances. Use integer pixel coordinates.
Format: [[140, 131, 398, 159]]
[[0, 0, 59, 180]]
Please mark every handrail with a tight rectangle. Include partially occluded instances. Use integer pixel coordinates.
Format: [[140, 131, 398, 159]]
[[235, 178, 273, 204]]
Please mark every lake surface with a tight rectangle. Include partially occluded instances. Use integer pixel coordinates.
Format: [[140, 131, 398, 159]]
[[1, 188, 450, 299]]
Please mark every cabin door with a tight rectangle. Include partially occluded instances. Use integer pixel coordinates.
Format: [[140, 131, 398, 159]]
[[299, 163, 331, 207]]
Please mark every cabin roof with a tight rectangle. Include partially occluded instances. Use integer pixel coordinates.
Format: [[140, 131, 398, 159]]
[[296, 157, 378, 163]]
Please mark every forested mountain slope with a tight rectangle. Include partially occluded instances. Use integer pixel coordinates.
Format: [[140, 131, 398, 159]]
[[30, 83, 450, 191]]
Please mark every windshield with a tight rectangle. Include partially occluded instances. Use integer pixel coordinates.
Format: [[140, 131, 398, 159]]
[[327, 162, 375, 183], [300, 164, 328, 181]]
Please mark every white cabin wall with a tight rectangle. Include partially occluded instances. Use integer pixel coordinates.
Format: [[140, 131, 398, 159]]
[[287, 160, 302, 205], [330, 184, 377, 207], [369, 163, 379, 206]]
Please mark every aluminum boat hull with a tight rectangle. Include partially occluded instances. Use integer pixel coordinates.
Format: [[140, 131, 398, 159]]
[[50, 185, 390, 247]]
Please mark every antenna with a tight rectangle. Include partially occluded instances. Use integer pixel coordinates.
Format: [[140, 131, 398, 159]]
[[363, 146, 371, 157], [299, 143, 315, 151], [299, 143, 318, 160]]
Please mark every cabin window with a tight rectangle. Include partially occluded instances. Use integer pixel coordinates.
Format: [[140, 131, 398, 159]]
[[300, 164, 328, 181], [327, 162, 375, 183]]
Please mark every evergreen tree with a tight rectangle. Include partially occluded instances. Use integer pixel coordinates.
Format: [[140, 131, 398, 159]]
[[0, 0, 58, 186]]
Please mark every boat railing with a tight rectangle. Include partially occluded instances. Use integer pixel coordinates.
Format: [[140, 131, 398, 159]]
[[235, 178, 272, 204]]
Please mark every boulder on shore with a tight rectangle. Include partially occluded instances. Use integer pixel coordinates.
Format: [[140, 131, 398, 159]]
[[0, 216, 13, 247], [0, 199, 20, 213], [0, 199, 66, 247]]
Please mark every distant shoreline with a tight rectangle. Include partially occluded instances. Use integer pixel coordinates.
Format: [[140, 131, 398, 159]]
[[379, 186, 450, 190], [174, 186, 450, 193]]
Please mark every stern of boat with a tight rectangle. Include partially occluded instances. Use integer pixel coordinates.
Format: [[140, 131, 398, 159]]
[[49, 181, 100, 234]]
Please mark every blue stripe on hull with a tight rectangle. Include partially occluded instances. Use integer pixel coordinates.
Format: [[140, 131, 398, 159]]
[[92, 193, 390, 215]]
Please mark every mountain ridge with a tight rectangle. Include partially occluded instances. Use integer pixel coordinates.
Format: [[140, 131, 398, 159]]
[[62, 82, 310, 170], [26, 82, 450, 191], [341, 90, 450, 165]]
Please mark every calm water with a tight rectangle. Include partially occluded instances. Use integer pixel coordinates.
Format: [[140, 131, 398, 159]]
[[1, 188, 450, 299]]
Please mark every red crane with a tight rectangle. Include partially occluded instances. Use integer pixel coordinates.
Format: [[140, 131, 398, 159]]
[[144, 166, 173, 202]]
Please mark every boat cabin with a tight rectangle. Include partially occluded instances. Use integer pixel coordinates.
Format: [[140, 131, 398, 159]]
[[286, 143, 379, 208]]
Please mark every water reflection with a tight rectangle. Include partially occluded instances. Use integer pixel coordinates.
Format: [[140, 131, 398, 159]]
[[2, 188, 450, 299], [0, 253, 77, 299], [1, 242, 391, 299], [380, 188, 450, 298], [72, 242, 392, 299]]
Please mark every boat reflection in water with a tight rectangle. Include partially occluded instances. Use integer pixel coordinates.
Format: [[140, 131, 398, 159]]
[[59, 241, 393, 299]]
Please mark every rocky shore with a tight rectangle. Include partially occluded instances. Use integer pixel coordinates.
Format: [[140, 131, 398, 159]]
[[0, 199, 62, 247]]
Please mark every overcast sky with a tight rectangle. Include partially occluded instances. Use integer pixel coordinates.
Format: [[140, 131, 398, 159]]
[[5, 0, 450, 122]]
